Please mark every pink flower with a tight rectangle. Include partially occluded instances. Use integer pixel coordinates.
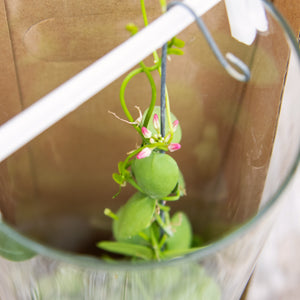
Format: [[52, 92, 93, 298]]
[[141, 127, 152, 139], [137, 147, 152, 159], [168, 143, 181, 152], [172, 120, 179, 132], [153, 114, 160, 132]]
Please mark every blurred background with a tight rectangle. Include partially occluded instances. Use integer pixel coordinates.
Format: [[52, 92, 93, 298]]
[[248, 167, 300, 299], [248, 1, 300, 299]]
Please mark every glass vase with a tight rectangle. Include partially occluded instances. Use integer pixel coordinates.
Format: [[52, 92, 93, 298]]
[[0, 1, 299, 299]]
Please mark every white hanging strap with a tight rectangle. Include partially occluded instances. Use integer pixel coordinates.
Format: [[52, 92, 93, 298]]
[[224, 0, 268, 46], [0, 0, 221, 162]]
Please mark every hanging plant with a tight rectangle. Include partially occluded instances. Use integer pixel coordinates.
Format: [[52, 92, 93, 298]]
[[97, 0, 202, 261]]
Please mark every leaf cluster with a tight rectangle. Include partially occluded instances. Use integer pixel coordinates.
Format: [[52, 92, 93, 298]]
[[98, 191, 198, 261]]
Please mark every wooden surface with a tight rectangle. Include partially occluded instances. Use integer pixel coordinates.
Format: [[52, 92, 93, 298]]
[[0, 1, 288, 251], [274, 0, 300, 37], [248, 2, 300, 299]]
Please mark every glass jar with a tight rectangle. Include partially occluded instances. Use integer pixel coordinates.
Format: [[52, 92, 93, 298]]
[[0, 1, 299, 299]]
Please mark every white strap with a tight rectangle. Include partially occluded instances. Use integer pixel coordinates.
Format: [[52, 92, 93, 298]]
[[225, 0, 268, 46]]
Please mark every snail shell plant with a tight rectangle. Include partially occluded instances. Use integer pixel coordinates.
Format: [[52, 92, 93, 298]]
[[97, 0, 201, 261], [97, 110, 197, 261]]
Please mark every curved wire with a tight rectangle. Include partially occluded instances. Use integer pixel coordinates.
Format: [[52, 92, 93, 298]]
[[167, 1, 251, 82]]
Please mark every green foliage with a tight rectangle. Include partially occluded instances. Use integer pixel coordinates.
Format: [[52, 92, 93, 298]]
[[170, 37, 185, 48], [167, 37, 185, 55], [167, 48, 184, 56], [97, 0, 199, 264]]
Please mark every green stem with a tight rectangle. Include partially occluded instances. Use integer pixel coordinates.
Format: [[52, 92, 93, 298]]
[[140, 0, 148, 26], [147, 61, 161, 72], [150, 225, 161, 260], [155, 211, 173, 236], [120, 66, 157, 134], [161, 189, 181, 201], [138, 231, 151, 242], [139, 62, 157, 128], [157, 203, 170, 212], [123, 148, 144, 170], [158, 234, 168, 249], [126, 177, 144, 193], [120, 68, 143, 124], [104, 208, 118, 220], [140, 0, 173, 141], [126, 2, 157, 127], [123, 142, 167, 170], [159, 0, 167, 12], [140, 1, 160, 67]]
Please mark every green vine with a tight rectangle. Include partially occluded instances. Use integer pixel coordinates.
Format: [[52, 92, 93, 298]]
[[97, 0, 200, 261]]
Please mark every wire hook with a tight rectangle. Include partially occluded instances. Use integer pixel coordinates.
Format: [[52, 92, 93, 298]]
[[160, 1, 252, 136], [167, 1, 251, 82]]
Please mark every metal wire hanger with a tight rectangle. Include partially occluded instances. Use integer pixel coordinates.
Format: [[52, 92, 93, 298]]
[[158, 1, 251, 235], [160, 1, 251, 136]]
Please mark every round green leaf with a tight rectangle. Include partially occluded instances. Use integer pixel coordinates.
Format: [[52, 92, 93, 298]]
[[131, 152, 179, 199], [166, 212, 192, 251], [97, 241, 153, 260], [142, 106, 182, 144], [0, 229, 36, 261], [113, 192, 156, 241]]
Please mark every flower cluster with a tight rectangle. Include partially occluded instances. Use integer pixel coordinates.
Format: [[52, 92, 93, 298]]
[[137, 113, 181, 159]]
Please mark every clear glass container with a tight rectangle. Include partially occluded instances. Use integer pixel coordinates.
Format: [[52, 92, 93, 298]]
[[0, 1, 299, 299]]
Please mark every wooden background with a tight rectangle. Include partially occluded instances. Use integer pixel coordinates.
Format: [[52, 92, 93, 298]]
[[0, 1, 299, 298], [247, 1, 300, 299], [274, 0, 300, 37], [0, 0, 294, 253]]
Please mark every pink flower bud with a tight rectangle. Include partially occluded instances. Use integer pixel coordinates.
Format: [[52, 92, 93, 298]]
[[168, 143, 181, 152], [153, 114, 160, 131], [172, 120, 179, 132], [137, 147, 152, 159], [141, 127, 152, 139]]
